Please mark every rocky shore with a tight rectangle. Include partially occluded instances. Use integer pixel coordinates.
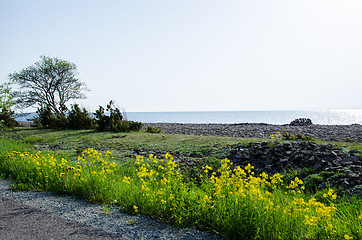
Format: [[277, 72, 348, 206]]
[[144, 123, 362, 142]]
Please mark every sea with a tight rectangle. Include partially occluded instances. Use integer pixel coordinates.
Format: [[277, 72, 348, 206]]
[[15, 110, 362, 125]]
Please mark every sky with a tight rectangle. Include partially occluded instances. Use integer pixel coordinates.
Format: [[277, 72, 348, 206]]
[[1, 0, 362, 112]]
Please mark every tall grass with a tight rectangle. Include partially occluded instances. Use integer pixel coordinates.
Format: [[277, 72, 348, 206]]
[[0, 138, 361, 239]]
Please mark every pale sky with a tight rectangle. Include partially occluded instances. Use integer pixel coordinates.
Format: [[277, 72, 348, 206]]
[[1, 0, 362, 112]]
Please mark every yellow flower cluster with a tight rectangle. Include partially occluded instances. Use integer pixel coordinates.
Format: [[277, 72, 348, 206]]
[[76, 148, 116, 182], [344, 234, 353, 239], [132, 153, 183, 212], [201, 194, 214, 210], [287, 176, 305, 194], [7, 149, 358, 239], [323, 188, 337, 200], [133, 205, 138, 213], [206, 158, 280, 211], [7, 148, 117, 190], [270, 172, 284, 185], [296, 196, 337, 229], [270, 131, 282, 140], [202, 165, 212, 173], [198, 157, 344, 237]]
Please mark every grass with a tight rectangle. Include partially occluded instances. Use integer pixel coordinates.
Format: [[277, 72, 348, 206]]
[[0, 127, 361, 239], [1, 127, 248, 154], [0, 127, 262, 179]]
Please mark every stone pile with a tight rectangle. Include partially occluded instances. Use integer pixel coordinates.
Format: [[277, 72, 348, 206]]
[[228, 141, 362, 195]]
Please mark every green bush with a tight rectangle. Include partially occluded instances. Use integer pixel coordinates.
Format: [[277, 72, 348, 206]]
[[113, 120, 142, 132], [282, 132, 313, 141], [34, 101, 141, 132], [95, 101, 142, 133], [34, 104, 94, 130], [146, 126, 161, 133], [0, 107, 18, 129], [94, 102, 121, 132], [35, 104, 68, 129], [304, 174, 324, 191], [67, 104, 94, 130]]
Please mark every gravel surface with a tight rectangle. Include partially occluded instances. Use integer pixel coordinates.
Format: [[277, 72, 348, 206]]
[[0, 180, 224, 240], [0, 196, 121, 240]]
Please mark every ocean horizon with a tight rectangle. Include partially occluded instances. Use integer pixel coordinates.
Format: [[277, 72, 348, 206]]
[[16, 110, 362, 125]]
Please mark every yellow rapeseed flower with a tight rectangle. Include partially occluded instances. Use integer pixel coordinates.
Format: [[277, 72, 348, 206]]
[[133, 205, 138, 213], [169, 194, 174, 200], [245, 163, 254, 173], [122, 176, 131, 185], [202, 165, 212, 173], [260, 172, 268, 179], [271, 173, 283, 185], [325, 223, 334, 232]]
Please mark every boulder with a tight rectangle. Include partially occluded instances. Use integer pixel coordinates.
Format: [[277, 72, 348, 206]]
[[289, 118, 313, 126]]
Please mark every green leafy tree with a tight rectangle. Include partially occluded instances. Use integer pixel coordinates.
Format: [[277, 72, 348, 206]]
[[0, 81, 13, 110], [9, 55, 88, 115], [0, 81, 17, 129]]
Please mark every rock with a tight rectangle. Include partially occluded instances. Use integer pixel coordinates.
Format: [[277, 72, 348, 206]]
[[347, 172, 360, 179], [279, 159, 289, 163], [289, 118, 313, 126]]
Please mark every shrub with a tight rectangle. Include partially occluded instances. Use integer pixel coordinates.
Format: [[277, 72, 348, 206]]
[[67, 104, 94, 130], [95, 101, 122, 132], [304, 174, 324, 191], [95, 101, 142, 132], [344, 138, 356, 143], [113, 120, 143, 132], [35, 104, 68, 129], [0, 107, 18, 129], [282, 131, 313, 141], [146, 126, 161, 133], [34, 104, 94, 130]]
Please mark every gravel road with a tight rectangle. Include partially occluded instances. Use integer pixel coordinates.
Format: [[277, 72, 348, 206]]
[[0, 180, 224, 240]]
